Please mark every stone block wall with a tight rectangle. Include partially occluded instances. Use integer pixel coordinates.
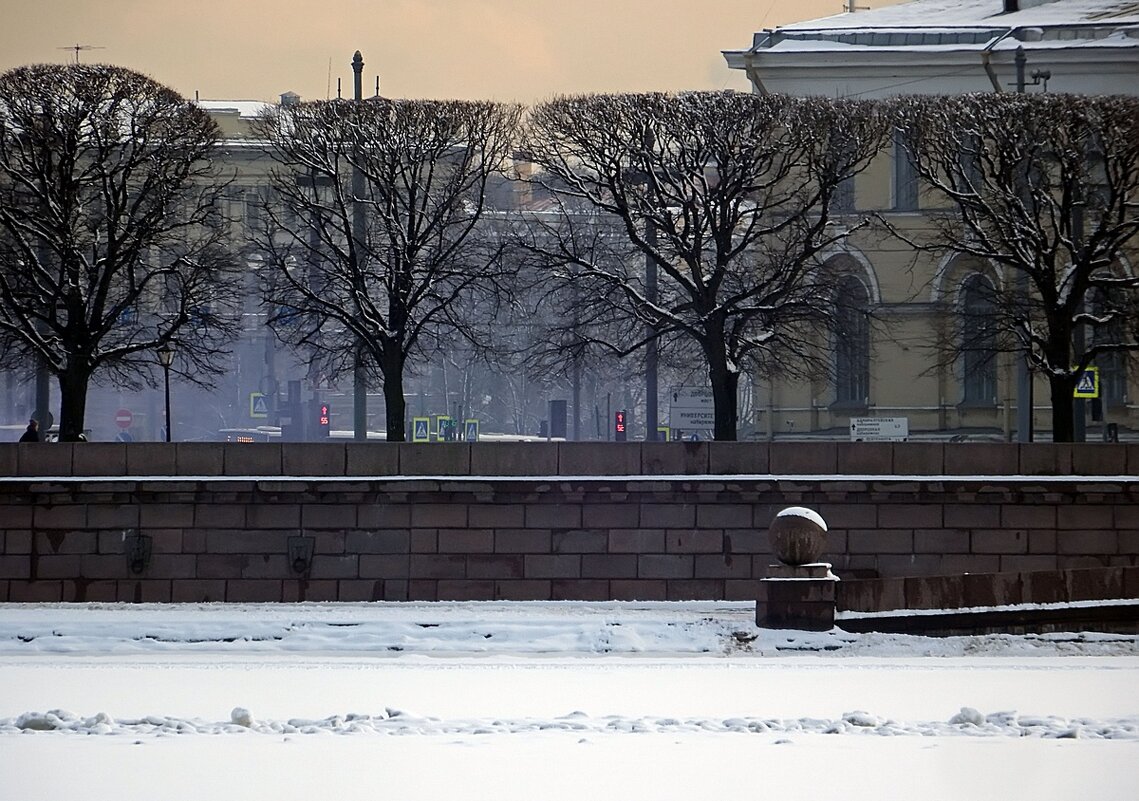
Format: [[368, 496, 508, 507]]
[[837, 566, 1139, 613], [0, 441, 1136, 603]]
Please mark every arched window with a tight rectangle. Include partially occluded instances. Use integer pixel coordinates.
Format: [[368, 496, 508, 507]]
[[960, 273, 998, 404], [834, 275, 870, 406]]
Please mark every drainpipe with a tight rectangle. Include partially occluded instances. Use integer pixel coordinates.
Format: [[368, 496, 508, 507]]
[[746, 66, 770, 95], [981, 28, 1016, 91]]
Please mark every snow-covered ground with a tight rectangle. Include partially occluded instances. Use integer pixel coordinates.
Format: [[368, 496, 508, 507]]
[[2, 601, 1137, 800]]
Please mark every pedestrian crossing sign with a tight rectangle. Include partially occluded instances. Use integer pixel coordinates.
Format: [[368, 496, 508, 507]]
[[464, 419, 479, 442], [1073, 367, 1099, 399], [250, 393, 269, 418], [412, 417, 430, 442]]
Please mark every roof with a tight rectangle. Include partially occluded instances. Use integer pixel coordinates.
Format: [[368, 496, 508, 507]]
[[730, 0, 1139, 55], [194, 100, 273, 119], [781, 0, 1139, 30], [723, 0, 1139, 97]]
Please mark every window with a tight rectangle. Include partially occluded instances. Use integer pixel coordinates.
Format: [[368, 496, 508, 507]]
[[833, 173, 855, 214], [957, 132, 983, 195], [960, 274, 998, 405], [893, 130, 918, 211], [1090, 287, 1128, 405], [834, 275, 870, 406], [827, 134, 856, 214], [244, 187, 264, 232]]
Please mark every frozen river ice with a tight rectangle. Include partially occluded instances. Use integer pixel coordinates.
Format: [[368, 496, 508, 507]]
[[1, 601, 1136, 800]]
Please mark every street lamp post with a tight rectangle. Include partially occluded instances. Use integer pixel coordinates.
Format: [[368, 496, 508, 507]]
[[157, 342, 175, 442]]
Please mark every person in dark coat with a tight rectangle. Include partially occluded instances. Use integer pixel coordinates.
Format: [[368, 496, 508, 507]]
[[18, 419, 39, 442]]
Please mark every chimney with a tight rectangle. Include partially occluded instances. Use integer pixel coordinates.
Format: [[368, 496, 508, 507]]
[[1003, 0, 1019, 12]]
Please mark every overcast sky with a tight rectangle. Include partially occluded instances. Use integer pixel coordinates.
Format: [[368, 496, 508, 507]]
[[0, 1, 906, 103]]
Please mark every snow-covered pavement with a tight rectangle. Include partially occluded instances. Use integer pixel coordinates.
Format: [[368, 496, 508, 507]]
[[1, 601, 1137, 800]]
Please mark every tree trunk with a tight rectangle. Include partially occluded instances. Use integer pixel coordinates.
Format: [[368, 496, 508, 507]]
[[56, 369, 91, 442], [705, 340, 739, 441], [381, 343, 407, 442], [1047, 374, 1077, 443], [1041, 331, 1075, 443]]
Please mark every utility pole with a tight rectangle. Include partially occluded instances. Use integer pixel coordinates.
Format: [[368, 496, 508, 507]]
[[644, 222, 659, 440], [1072, 171, 1087, 443], [1013, 46, 1033, 443], [34, 240, 51, 433], [351, 51, 368, 442], [638, 129, 660, 442]]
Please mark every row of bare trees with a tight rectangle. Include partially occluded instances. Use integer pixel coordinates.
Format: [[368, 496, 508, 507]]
[[1, 63, 1137, 441]]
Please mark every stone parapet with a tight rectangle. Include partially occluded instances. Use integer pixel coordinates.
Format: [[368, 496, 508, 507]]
[[5, 441, 1139, 479], [0, 444, 1136, 603]]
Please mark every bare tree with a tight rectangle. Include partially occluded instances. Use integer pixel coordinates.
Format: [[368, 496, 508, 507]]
[[893, 93, 1139, 442], [252, 97, 522, 441], [0, 64, 238, 441], [521, 92, 890, 440]]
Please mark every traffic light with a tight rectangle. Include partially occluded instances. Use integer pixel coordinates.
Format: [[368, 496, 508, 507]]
[[614, 409, 627, 442], [317, 402, 330, 436]]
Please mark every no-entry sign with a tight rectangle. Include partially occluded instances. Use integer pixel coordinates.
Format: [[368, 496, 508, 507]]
[[115, 408, 133, 429]]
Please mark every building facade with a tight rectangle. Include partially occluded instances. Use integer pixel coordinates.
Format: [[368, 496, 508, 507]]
[[724, 0, 1139, 441]]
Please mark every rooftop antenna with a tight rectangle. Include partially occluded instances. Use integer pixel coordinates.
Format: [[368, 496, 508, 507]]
[[375, 75, 380, 97], [326, 57, 332, 100], [337, 77, 342, 99], [58, 43, 105, 64]]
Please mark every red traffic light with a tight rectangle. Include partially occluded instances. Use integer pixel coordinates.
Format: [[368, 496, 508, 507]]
[[318, 403, 330, 427], [614, 410, 627, 441]]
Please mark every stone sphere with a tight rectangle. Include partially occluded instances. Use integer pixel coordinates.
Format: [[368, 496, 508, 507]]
[[767, 507, 828, 566]]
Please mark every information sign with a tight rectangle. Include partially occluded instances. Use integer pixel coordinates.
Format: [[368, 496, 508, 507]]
[[669, 386, 714, 429], [849, 417, 909, 442]]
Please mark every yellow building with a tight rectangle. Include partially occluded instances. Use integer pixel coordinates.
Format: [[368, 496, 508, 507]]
[[725, 0, 1139, 441]]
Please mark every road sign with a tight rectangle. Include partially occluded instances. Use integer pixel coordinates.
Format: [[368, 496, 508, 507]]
[[1074, 367, 1099, 399], [850, 416, 908, 442], [669, 386, 714, 429], [250, 393, 269, 418], [464, 419, 479, 442], [412, 417, 430, 442], [114, 408, 133, 429], [436, 415, 455, 441]]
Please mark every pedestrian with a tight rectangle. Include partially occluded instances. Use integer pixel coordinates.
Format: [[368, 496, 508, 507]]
[[18, 418, 39, 442]]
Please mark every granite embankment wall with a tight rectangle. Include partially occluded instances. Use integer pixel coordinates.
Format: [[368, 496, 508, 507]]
[[0, 441, 1136, 603]]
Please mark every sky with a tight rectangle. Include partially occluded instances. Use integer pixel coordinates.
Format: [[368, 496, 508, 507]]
[[0, 0, 904, 104], [1, 601, 1136, 799]]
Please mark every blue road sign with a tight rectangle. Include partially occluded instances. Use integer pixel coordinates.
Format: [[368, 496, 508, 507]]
[[412, 417, 430, 442]]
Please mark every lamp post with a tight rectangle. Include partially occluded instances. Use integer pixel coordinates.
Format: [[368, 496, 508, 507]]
[[157, 342, 175, 442]]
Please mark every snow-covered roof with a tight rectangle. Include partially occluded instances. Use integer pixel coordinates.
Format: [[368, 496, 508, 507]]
[[724, 0, 1139, 97], [194, 99, 273, 119], [731, 0, 1139, 55], [782, 0, 1139, 31]]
